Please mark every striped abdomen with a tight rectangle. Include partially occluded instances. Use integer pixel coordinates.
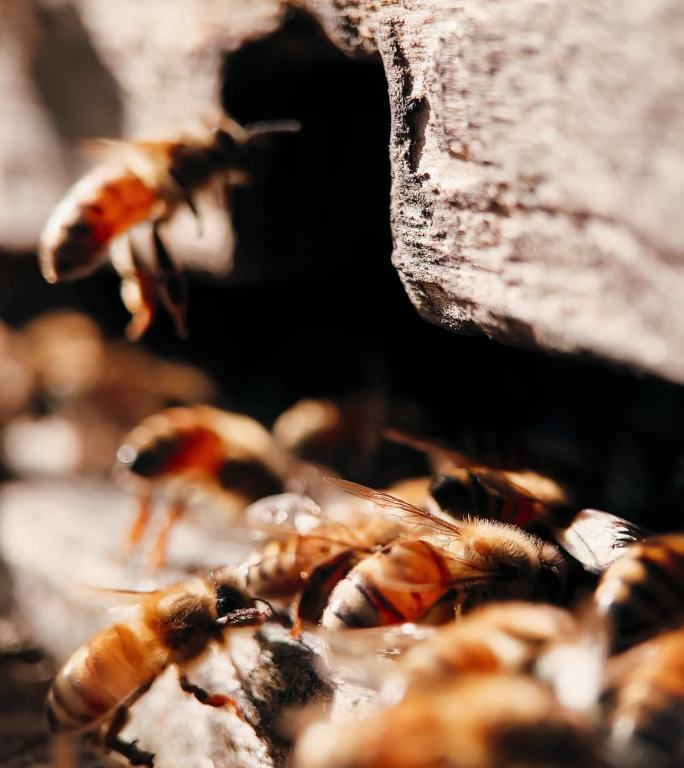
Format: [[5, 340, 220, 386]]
[[40, 166, 158, 283], [431, 471, 542, 527], [244, 531, 356, 599], [611, 629, 684, 763], [596, 535, 684, 646], [46, 623, 164, 734], [123, 425, 225, 481], [321, 539, 451, 630]]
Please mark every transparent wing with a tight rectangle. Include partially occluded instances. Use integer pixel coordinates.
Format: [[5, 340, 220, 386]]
[[245, 493, 324, 538], [325, 477, 463, 537], [555, 509, 650, 573]]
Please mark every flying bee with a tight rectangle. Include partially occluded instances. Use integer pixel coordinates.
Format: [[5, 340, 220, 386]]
[[594, 534, 684, 649], [116, 405, 293, 567], [606, 628, 684, 768], [293, 673, 602, 768], [39, 115, 299, 339], [46, 567, 270, 766], [319, 480, 567, 630], [387, 429, 647, 574]]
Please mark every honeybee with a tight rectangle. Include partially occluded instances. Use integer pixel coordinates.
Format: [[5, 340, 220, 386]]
[[46, 567, 269, 766], [241, 492, 407, 630], [39, 116, 298, 339], [116, 405, 292, 566], [388, 429, 647, 574], [607, 628, 684, 768], [294, 673, 602, 768], [594, 534, 684, 648], [319, 480, 566, 630]]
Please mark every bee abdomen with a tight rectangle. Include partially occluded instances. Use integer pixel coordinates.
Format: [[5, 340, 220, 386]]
[[597, 537, 684, 643], [46, 624, 159, 734], [322, 569, 405, 630]]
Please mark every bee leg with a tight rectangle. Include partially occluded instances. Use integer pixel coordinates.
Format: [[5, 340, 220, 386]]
[[125, 493, 154, 554], [177, 672, 247, 721], [103, 705, 155, 767], [151, 499, 184, 569], [110, 235, 157, 341], [151, 225, 188, 339]]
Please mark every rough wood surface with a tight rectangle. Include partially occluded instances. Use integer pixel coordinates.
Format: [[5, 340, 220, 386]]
[[2, 0, 684, 380], [304, 0, 684, 382]]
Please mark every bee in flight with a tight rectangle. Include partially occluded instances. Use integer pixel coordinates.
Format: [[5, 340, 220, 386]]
[[386, 429, 647, 574], [46, 567, 270, 766], [116, 405, 293, 567], [39, 115, 299, 340]]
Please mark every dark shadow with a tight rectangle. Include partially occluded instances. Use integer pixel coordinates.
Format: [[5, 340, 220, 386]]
[[31, 2, 123, 142]]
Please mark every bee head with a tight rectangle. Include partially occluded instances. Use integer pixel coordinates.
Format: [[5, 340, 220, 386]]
[[210, 567, 267, 629]]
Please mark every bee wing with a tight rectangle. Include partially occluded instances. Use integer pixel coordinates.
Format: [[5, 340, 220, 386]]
[[245, 493, 324, 538], [79, 137, 174, 163], [554, 509, 650, 573], [325, 477, 463, 537]]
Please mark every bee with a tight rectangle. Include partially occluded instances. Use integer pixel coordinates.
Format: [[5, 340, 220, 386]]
[[293, 673, 602, 768], [39, 116, 299, 339], [241, 492, 407, 631], [607, 628, 684, 768], [388, 429, 647, 574], [389, 601, 576, 693], [116, 405, 292, 566], [319, 480, 566, 630], [46, 567, 269, 766], [594, 534, 684, 648]]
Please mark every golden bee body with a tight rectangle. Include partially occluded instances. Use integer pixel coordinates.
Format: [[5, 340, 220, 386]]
[[294, 673, 600, 768], [46, 568, 264, 741], [394, 601, 575, 688], [320, 481, 566, 630], [243, 515, 400, 603], [608, 629, 684, 767], [595, 534, 684, 647]]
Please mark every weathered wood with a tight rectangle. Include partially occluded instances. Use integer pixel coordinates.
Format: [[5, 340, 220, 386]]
[[303, 0, 684, 382]]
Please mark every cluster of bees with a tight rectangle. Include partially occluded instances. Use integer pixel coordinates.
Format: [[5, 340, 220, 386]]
[[39, 400, 684, 768], [33, 113, 684, 767]]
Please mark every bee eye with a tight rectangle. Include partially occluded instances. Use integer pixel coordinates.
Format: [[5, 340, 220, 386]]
[[215, 585, 250, 617]]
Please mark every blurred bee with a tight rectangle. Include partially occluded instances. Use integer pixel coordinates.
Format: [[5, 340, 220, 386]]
[[39, 116, 299, 340], [46, 567, 269, 766], [319, 480, 566, 630], [388, 429, 647, 574], [388, 601, 575, 695], [116, 405, 292, 566], [606, 628, 684, 768], [594, 534, 684, 649], [294, 672, 602, 768]]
